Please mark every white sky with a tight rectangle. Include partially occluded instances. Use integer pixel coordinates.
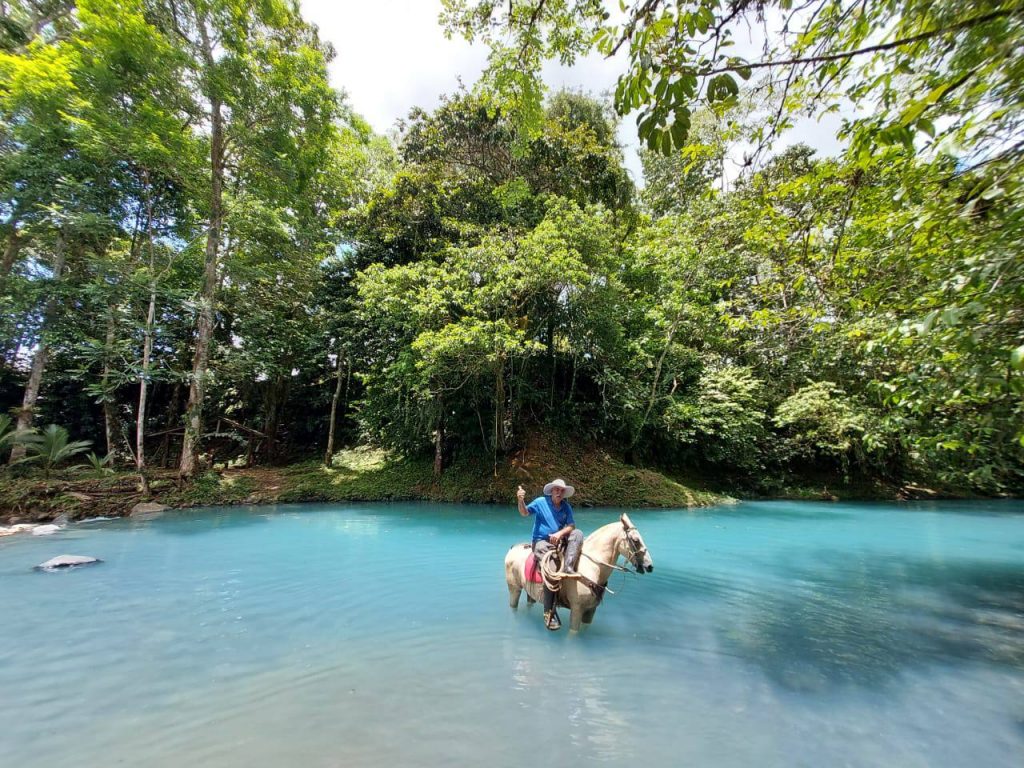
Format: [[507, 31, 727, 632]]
[[299, 0, 844, 187]]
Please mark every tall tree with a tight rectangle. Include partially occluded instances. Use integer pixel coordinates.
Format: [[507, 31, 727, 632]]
[[0, 3, 120, 459], [159, 0, 344, 476]]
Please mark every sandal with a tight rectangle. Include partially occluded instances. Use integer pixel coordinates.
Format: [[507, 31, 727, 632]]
[[544, 610, 561, 631]]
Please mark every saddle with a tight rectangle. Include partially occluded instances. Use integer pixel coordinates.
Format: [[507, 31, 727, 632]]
[[521, 542, 568, 585]]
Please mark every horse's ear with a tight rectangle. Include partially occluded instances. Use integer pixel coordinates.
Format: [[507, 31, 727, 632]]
[[620, 513, 634, 530]]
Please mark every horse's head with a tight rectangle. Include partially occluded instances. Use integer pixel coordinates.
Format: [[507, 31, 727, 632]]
[[619, 513, 653, 573]]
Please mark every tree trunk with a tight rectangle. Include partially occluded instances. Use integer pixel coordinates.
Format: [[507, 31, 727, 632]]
[[324, 353, 347, 466], [136, 182, 157, 495], [547, 318, 556, 408], [433, 406, 445, 479], [263, 375, 288, 464], [9, 231, 66, 463], [161, 381, 182, 468], [0, 227, 25, 362], [1, 227, 23, 282], [633, 315, 682, 449], [179, 65, 224, 479], [102, 310, 118, 457], [494, 354, 506, 456]]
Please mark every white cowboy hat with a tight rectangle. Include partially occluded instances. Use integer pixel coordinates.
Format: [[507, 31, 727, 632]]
[[543, 478, 575, 498]]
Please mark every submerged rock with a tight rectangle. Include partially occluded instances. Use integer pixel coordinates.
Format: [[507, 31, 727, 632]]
[[36, 555, 102, 571], [130, 502, 169, 519]]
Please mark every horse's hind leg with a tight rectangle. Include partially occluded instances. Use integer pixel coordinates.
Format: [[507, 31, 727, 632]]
[[582, 608, 596, 624], [508, 584, 522, 609]]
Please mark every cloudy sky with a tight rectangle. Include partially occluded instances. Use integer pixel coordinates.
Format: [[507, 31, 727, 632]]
[[299, 0, 843, 185]]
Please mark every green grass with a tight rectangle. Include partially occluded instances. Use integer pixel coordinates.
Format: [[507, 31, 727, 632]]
[[171, 472, 260, 506]]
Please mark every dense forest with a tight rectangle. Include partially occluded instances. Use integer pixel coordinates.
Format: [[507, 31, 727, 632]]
[[1, 0, 1022, 500]]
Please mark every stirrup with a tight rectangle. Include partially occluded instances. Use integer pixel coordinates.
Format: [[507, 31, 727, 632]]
[[544, 610, 561, 631]]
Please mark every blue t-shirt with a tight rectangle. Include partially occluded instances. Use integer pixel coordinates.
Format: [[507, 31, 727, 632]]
[[527, 495, 575, 542]]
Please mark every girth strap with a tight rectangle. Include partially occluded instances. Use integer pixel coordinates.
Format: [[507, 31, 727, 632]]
[[577, 573, 607, 604]]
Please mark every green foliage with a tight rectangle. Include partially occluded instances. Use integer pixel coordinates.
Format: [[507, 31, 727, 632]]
[[20, 424, 92, 480], [0, 414, 26, 451], [664, 366, 768, 471], [82, 451, 114, 478], [3, 0, 1021, 503], [279, 433, 721, 507], [773, 382, 881, 475], [355, 195, 628, 454], [640, 109, 727, 217], [445, 0, 1024, 175], [171, 472, 259, 507], [0, 414, 42, 468]]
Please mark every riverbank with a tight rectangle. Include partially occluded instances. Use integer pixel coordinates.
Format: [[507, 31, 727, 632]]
[[1, 436, 972, 525], [0, 441, 726, 525]]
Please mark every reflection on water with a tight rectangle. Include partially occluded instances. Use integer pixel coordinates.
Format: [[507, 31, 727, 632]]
[[723, 553, 1024, 692], [0, 501, 1022, 768]]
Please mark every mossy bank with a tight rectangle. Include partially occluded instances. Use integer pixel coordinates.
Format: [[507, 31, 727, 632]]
[[0, 442, 725, 525]]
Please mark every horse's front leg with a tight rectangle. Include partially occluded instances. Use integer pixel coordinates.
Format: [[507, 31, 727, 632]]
[[508, 583, 522, 609], [569, 604, 583, 632]]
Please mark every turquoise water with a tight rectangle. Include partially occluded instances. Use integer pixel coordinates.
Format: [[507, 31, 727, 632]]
[[1, 500, 1023, 767]]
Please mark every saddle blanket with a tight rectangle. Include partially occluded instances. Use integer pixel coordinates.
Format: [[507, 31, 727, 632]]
[[524, 551, 543, 584]]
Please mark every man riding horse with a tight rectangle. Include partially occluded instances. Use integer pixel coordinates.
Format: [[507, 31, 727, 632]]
[[516, 478, 584, 631]]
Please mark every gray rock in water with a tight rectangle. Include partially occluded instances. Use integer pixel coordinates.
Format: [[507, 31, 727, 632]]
[[36, 555, 102, 571], [31, 524, 62, 536], [130, 502, 169, 519]]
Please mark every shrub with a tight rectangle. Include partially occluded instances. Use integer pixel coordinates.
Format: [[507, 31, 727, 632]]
[[664, 365, 769, 471], [773, 382, 884, 476]]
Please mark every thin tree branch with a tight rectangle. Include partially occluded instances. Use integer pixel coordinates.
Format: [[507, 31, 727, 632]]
[[697, 8, 1022, 77]]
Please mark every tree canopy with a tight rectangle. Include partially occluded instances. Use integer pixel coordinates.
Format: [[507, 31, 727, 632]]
[[1, 0, 1020, 497]]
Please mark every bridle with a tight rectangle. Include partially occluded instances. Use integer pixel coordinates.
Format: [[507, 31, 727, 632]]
[[621, 523, 649, 573], [578, 519, 651, 575]]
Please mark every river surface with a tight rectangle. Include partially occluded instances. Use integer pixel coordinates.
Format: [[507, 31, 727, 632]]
[[1, 500, 1022, 767]]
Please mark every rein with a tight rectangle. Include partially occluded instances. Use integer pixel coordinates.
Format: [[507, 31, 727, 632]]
[[580, 550, 631, 573], [581, 523, 647, 575]]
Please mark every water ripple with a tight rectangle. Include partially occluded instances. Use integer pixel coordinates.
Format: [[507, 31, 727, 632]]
[[1, 500, 1022, 768]]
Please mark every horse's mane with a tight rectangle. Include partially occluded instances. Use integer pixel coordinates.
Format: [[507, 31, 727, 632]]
[[583, 519, 622, 546]]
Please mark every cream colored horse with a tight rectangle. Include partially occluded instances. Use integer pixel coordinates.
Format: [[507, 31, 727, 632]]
[[505, 513, 654, 632]]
